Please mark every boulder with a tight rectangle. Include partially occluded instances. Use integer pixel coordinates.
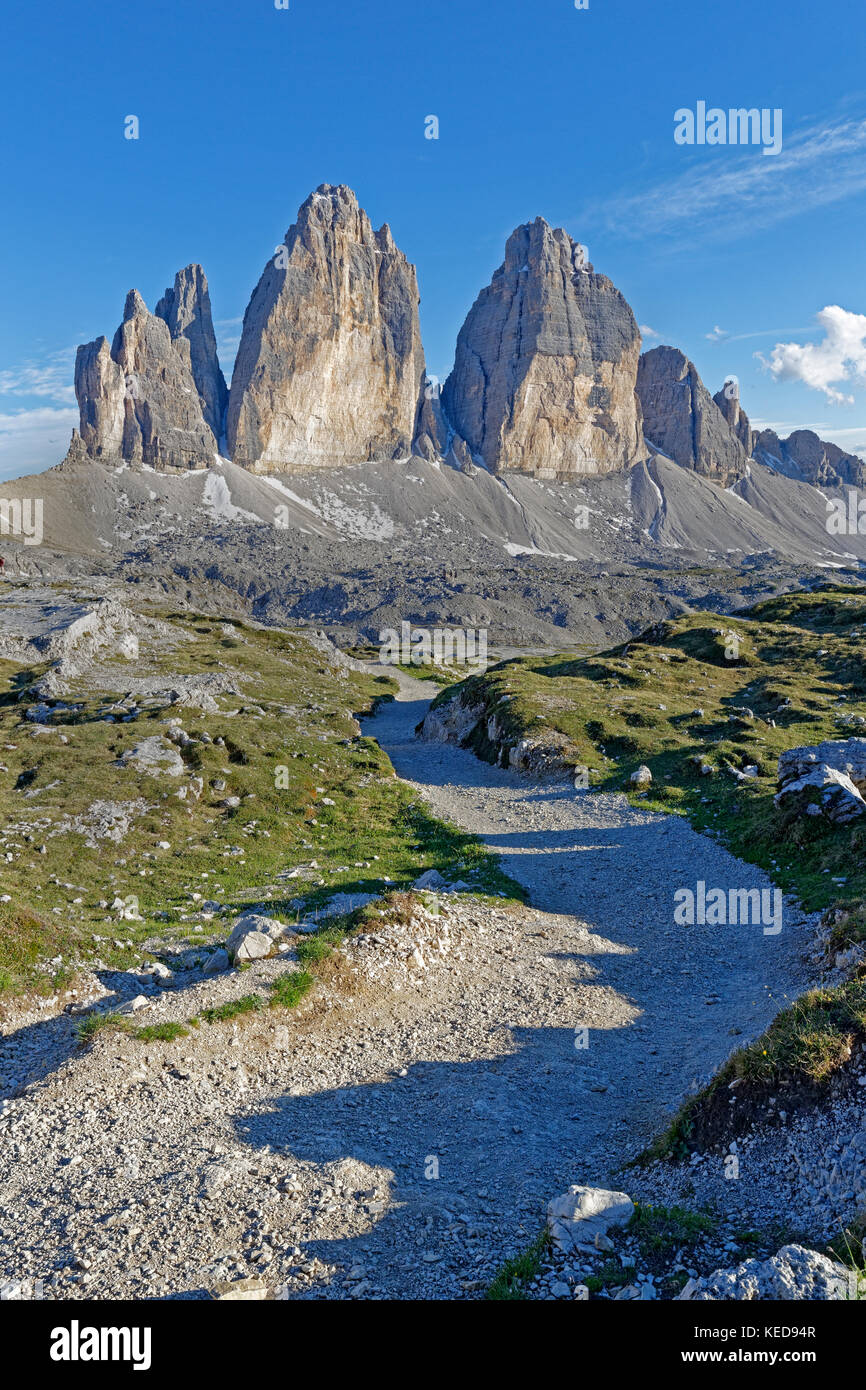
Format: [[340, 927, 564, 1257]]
[[413, 869, 448, 891], [203, 948, 230, 975], [679, 1244, 854, 1301], [547, 1185, 635, 1254], [630, 764, 653, 788], [776, 738, 866, 823], [226, 913, 294, 963]]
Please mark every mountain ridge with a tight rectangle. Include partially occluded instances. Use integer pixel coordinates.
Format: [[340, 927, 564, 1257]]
[[60, 183, 863, 502]]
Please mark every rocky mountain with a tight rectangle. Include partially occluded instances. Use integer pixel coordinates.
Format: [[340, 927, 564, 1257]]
[[441, 218, 644, 477], [226, 184, 426, 472], [155, 265, 228, 439], [636, 345, 748, 485], [753, 428, 866, 488], [63, 188, 865, 511], [73, 278, 220, 472], [713, 382, 754, 457]]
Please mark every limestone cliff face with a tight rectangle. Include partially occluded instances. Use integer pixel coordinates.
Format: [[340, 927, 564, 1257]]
[[637, 346, 748, 485], [713, 383, 754, 458], [441, 218, 644, 476], [227, 185, 426, 471], [753, 428, 866, 487], [74, 282, 220, 471], [155, 265, 227, 440]]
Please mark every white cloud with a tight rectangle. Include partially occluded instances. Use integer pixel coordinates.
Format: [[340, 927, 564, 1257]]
[[0, 348, 76, 404], [758, 306, 866, 405], [706, 325, 729, 342], [0, 407, 78, 482], [589, 115, 866, 242], [639, 324, 660, 340]]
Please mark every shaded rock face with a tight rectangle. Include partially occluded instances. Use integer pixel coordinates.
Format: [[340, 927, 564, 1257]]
[[754, 427, 866, 487], [713, 383, 754, 457], [74, 286, 219, 471], [441, 219, 644, 476], [155, 265, 227, 440], [227, 184, 426, 471], [637, 346, 748, 485]]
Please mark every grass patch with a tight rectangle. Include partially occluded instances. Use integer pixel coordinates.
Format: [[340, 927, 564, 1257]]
[[134, 1021, 189, 1042], [270, 969, 314, 1009], [75, 1012, 130, 1043], [486, 1230, 549, 1300], [200, 994, 263, 1025], [628, 1203, 715, 1255], [646, 973, 866, 1159], [828, 1213, 866, 1298]]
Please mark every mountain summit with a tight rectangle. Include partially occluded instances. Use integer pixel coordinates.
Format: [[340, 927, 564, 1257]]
[[442, 218, 644, 476], [226, 184, 426, 472]]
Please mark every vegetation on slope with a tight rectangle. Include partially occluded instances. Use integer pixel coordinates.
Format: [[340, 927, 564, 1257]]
[[0, 605, 520, 998]]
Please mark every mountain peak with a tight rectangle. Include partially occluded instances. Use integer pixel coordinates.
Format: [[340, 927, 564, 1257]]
[[442, 220, 641, 475]]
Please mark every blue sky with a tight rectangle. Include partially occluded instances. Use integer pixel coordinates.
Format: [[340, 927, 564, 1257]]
[[1, 0, 865, 481]]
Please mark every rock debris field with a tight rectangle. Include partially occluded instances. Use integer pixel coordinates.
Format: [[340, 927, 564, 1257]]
[[0, 670, 828, 1300]]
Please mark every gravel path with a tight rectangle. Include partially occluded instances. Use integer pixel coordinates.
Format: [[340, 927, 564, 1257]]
[[0, 672, 819, 1302]]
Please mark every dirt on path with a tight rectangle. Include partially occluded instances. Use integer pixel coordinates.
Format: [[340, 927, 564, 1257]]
[[0, 670, 816, 1301]]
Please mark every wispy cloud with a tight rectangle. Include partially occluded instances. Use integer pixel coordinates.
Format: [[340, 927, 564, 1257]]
[[0, 348, 76, 404], [757, 306, 866, 405], [0, 407, 78, 482], [706, 324, 812, 344], [588, 115, 866, 242], [639, 324, 659, 340]]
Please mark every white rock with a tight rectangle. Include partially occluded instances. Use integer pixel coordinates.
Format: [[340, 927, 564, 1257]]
[[682, 1245, 853, 1301], [547, 1185, 635, 1254]]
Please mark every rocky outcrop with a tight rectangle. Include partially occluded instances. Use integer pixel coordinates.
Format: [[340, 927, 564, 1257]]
[[713, 383, 754, 456], [227, 184, 426, 471], [754, 428, 866, 487], [74, 287, 219, 471], [155, 265, 227, 439], [679, 1244, 853, 1301], [441, 219, 644, 476], [775, 737, 866, 823], [637, 347, 748, 485]]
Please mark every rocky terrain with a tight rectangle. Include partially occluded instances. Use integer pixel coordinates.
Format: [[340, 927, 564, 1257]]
[[2, 182, 865, 1307]]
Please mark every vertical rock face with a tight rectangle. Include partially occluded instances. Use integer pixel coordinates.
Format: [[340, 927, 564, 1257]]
[[441, 218, 644, 476], [227, 184, 426, 471], [155, 265, 227, 440], [74, 285, 219, 470], [754, 428, 866, 487], [713, 383, 754, 458], [637, 346, 748, 485]]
